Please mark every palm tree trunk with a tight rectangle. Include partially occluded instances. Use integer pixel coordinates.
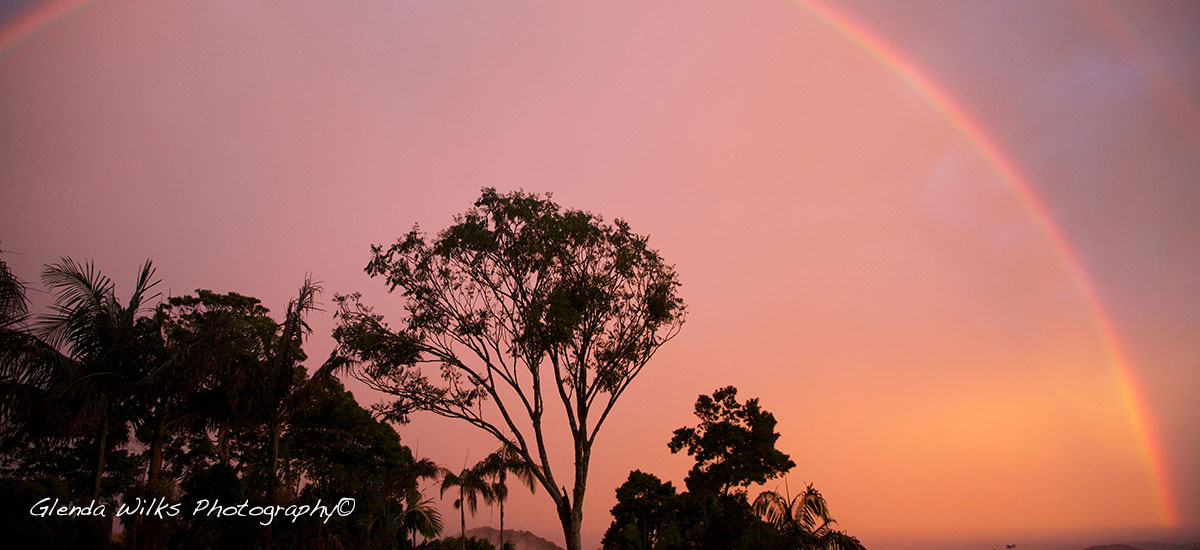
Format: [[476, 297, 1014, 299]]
[[264, 419, 281, 549], [499, 499, 505, 550], [460, 491, 467, 550], [148, 416, 165, 483], [91, 414, 109, 500], [269, 419, 281, 495], [91, 414, 112, 549], [217, 424, 231, 465]]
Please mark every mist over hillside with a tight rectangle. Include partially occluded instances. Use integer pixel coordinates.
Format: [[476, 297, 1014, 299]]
[[466, 527, 566, 550]]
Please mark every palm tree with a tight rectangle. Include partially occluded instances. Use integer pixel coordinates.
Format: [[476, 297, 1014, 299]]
[[257, 278, 351, 499], [383, 448, 442, 549], [811, 531, 868, 550], [0, 249, 64, 449], [37, 258, 160, 501], [440, 460, 495, 550], [0, 246, 29, 334], [754, 483, 831, 535], [128, 305, 222, 489], [480, 443, 538, 550], [405, 455, 442, 495], [753, 482, 866, 550], [216, 279, 348, 548], [399, 488, 443, 549]]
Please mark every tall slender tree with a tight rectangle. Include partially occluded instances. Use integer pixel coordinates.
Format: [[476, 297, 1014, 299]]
[[239, 279, 348, 547], [36, 258, 160, 501], [439, 460, 494, 550], [480, 443, 538, 550]]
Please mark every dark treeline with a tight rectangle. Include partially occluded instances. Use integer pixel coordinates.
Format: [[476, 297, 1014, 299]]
[[603, 386, 867, 550], [2, 187, 682, 550], [4, 190, 864, 550], [0, 252, 502, 550]]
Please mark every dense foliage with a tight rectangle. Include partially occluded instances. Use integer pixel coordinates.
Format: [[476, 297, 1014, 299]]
[[0, 254, 445, 549], [604, 387, 866, 550]]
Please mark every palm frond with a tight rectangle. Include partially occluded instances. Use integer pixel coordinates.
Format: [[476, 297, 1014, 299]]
[[0, 249, 30, 329], [401, 489, 443, 539], [37, 257, 115, 352], [124, 259, 161, 316]]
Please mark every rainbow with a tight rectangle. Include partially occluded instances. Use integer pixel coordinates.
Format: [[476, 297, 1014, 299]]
[[0, 0, 92, 57], [791, 0, 1178, 526]]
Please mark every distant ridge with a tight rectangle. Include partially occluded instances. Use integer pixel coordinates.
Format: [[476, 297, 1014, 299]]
[[1082, 542, 1200, 550], [465, 526, 566, 550]]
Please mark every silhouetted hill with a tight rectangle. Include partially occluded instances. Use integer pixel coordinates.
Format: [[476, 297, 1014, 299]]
[[1083, 542, 1200, 550], [465, 526, 565, 550], [1132, 543, 1200, 550]]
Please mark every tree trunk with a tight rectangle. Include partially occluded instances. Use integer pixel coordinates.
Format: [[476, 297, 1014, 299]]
[[91, 414, 112, 549], [562, 440, 590, 550], [269, 419, 281, 495], [264, 419, 281, 549], [133, 417, 169, 550], [91, 417, 109, 501], [556, 506, 583, 550], [148, 417, 165, 483], [460, 499, 466, 550], [217, 424, 232, 465], [499, 499, 505, 550]]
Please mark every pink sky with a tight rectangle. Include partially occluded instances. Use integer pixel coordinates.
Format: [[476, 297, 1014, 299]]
[[2, 2, 1198, 548]]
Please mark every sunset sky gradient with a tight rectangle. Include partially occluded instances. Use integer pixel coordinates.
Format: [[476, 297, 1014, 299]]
[[2, 2, 1198, 549]]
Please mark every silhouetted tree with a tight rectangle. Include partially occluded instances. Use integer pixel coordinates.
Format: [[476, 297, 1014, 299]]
[[156, 290, 277, 470], [3, 251, 456, 549], [334, 188, 686, 550], [23, 258, 162, 547], [754, 483, 831, 535], [285, 378, 440, 549], [607, 386, 866, 550], [668, 386, 795, 496], [37, 258, 161, 504], [601, 470, 681, 550], [250, 279, 349, 508], [754, 483, 866, 549], [440, 461, 495, 550], [0, 249, 65, 452], [399, 489, 444, 549], [0, 247, 35, 429], [480, 444, 538, 550]]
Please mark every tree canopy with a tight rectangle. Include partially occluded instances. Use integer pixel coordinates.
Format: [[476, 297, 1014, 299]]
[[334, 188, 686, 550], [601, 470, 682, 550], [0, 254, 447, 550], [668, 386, 795, 495]]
